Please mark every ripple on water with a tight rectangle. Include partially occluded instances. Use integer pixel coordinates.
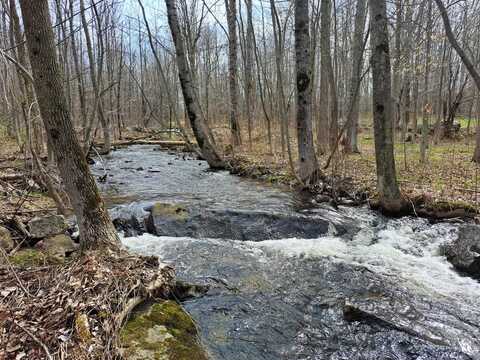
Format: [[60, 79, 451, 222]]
[[98, 146, 480, 359]]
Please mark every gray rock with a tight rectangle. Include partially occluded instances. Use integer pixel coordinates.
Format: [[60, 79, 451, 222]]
[[144, 202, 352, 240], [28, 215, 68, 239], [442, 225, 480, 279], [42, 234, 78, 261], [0, 226, 14, 252]]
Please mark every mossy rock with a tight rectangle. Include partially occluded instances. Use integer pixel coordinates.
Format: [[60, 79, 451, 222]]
[[150, 203, 188, 221], [120, 300, 208, 360], [8, 249, 49, 267]]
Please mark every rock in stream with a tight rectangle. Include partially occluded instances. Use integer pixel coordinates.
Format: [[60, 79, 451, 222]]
[[92, 146, 480, 359]]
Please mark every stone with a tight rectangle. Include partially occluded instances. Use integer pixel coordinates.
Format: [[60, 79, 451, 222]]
[[144, 202, 352, 240], [113, 216, 144, 237], [0, 226, 14, 252], [441, 225, 480, 279], [120, 300, 208, 360], [172, 280, 210, 301], [43, 234, 78, 261], [28, 215, 68, 239]]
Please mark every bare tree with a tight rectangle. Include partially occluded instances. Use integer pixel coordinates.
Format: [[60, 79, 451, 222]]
[[434, 0, 480, 162], [80, 0, 110, 154], [244, 0, 255, 148], [19, 0, 120, 250], [344, 0, 368, 153], [165, 0, 225, 169], [294, 0, 321, 183], [317, 0, 331, 154], [226, 0, 242, 146], [369, 0, 404, 213]]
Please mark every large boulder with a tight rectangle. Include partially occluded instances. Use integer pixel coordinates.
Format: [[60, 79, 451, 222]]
[[0, 226, 14, 252], [28, 215, 68, 239], [442, 225, 480, 279], [144, 202, 351, 240], [120, 300, 208, 360]]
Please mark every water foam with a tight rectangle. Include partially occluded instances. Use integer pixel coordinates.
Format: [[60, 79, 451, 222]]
[[247, 220, 480, 304]]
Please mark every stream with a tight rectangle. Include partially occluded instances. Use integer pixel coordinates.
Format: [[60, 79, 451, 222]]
[[93, 145, 480, 360]]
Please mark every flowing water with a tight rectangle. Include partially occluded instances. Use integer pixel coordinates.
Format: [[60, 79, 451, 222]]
[[93, 145, 480, 360]]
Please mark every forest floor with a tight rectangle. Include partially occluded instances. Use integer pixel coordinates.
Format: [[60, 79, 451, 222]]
[[215, 122, 480, 219], [0, 131, 56, 222]]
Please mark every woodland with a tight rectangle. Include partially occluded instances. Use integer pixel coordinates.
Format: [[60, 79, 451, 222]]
[[0, 0, 480, 358]]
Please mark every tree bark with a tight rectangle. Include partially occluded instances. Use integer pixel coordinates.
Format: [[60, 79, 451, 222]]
[[19, 0, 120, 251], [369, 0, 404, 213], [345, 0, 367, 153], [244, 0, 255, 149], [226, 0, 242, 146], [165, 0, 225, 169], [294, 0, 321, 183], [420, 0, 433, 163], [317, 0, 331, 154], [80, 0, 110, 155]]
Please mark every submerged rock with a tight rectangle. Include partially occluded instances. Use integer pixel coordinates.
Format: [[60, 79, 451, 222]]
[[120, 300, 208, 360], [0, 226, 14, 252], [442, 225, 480, 279], [113, 215, 145, 237], [144, 202, 350, 240], [28, 214, 68, 239], [172, 280, 210, 301]]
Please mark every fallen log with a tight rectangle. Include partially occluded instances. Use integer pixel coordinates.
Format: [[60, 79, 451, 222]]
[[94, 139, 187, 148]]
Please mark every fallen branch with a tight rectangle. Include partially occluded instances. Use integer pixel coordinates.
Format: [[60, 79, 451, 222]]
[[13, 321, 53, 360], [94, 139, 186, 148]]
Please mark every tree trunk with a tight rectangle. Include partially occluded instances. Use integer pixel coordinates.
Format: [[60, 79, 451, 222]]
[[369, 0, 404, 213], [226, 0, 242, 146], [80, 0, 110, 155], [433, 0, 480, 162], [165, 0, 225, 169], [318, 0, 331, 154], [294, 0, 321, 183], [19, 0, 120, 251], [244, 0, 255, 150], [420, 0, 433, 163], [345, 0, 367, 153]]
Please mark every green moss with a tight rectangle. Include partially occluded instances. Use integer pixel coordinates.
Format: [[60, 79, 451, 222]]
[[75, 313, 92, 343], [120, 301, 208, 360], [9, 249, 49, 267], [151, 203, 188, 221]]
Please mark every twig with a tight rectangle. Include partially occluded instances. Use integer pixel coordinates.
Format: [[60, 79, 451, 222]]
[[13, 320, 54, 360], [0, 247, 31, 297]]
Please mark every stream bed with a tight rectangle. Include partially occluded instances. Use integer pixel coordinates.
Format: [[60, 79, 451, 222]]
[[93, 145, 480, 360]]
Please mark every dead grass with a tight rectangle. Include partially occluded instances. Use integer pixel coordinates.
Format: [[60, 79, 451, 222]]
[[213, 121, 480, 213]]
